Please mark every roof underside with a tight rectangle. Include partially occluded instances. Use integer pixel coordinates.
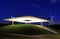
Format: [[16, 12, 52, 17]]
[[4, 16, 49, 23]]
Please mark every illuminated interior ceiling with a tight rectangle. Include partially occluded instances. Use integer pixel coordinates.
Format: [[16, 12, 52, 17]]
[[4, 16, 49, 23]]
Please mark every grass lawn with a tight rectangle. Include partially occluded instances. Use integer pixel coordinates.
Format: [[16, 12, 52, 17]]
[[0, 24, 60, 39], [0, 24, 54, 35]]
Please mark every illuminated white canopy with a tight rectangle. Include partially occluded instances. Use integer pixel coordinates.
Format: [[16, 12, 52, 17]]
[[4, 16, 49, 23]]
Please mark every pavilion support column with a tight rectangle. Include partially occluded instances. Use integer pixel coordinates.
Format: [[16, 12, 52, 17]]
[[12, 21, 14, 25], [11, 16, 15, 25], [41, 22, 43, 26]]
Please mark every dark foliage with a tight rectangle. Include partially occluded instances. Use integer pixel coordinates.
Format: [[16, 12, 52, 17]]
[[47, 24, 60, 29], [0, 22, 9, 27]]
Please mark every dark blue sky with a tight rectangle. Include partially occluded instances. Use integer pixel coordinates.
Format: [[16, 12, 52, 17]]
[[0, 0, 60, 22]]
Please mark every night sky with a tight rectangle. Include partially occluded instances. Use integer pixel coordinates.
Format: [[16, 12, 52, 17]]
[[0, 0, 60, 23]]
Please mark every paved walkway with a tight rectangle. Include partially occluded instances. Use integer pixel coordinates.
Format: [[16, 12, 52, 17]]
[[35, 25, 58, 34]]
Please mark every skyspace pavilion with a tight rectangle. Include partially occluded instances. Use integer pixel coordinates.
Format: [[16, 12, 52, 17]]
[[4, 16, 58, 34], [4, 16, 49, 26]]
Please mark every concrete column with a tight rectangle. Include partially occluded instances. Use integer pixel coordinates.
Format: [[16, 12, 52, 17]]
[[12, 21, 14, 25], [41, 22, 43, 26]]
